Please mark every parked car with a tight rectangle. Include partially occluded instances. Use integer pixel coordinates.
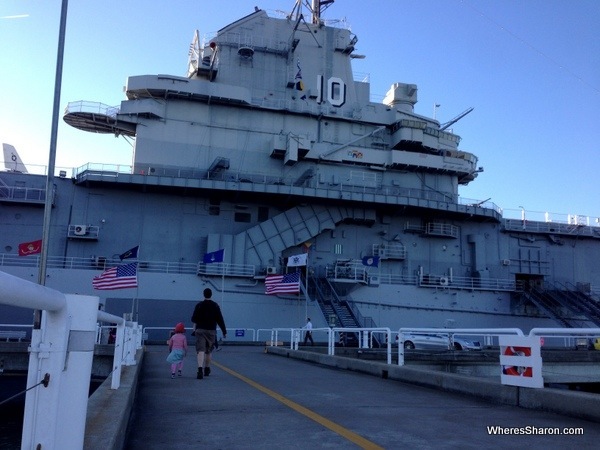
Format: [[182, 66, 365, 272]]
[[575, 337, 590, 349], [585, 337, 600, 350], [400, 333, 449, 350], [574, 337, 600, 350], [399, 333, 482, 351], [452, 336, 482, 351]]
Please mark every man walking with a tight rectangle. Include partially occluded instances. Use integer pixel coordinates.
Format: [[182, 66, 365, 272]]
[[303, 317, 314, 346], [191, 288, 227, 379]]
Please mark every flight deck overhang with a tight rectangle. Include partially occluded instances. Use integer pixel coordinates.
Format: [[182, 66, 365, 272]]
[[71, 166, 501, 222]]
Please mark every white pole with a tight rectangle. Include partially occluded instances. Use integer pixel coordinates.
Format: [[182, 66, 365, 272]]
[[304, 254, 309, 321], [221, 249, 225, 310], [21, 294, 99, 449]]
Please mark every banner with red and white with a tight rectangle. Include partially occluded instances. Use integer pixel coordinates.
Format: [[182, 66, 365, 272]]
[[18, 239, 42, 256]]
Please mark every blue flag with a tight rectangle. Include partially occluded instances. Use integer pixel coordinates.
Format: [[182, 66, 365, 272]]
[[203, 249, 224, 264], [119, 245, 139, 261], [361, 256, 380, 267]]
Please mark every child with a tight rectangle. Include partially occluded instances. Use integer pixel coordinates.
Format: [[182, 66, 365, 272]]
[[166, 322, 188, 378]]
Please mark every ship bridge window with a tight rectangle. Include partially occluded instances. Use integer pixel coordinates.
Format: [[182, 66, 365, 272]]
[[209, 198, 220, 216], [234, 212, 251, 223], [258, 207, 269, 222]]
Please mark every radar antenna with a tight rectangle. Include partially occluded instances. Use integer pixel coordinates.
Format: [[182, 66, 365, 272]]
[[439, 107, 474, 131]]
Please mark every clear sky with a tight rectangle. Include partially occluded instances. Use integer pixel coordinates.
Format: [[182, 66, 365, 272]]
[[1, 0, 598, 222]]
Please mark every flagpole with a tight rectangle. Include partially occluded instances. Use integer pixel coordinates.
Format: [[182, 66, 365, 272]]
[[303, 251, 309, 321], [221, 249, 225, 310], [131, 246, 140, 321]]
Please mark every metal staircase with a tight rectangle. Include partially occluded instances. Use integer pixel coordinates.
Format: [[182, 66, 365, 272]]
[[521, 283, 600, 328], [307, 274, 382, 347]]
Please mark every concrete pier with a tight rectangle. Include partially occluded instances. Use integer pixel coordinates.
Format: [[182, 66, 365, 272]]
[[6, 343, 600, 448], [92, 345, 600, 449]]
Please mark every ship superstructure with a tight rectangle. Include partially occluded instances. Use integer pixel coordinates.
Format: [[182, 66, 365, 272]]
[[1, 1, 599, 336]]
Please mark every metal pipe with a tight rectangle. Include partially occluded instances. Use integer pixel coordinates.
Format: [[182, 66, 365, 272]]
[[0, 270, 66, 312]]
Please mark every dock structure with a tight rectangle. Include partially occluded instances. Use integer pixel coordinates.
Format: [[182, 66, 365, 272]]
[[83, 345, 600, 449]]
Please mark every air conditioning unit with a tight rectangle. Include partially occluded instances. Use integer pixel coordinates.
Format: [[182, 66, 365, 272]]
[[501, 259, 511, 266], [74, 225, 87, 236], [266, 266, 277, 275]]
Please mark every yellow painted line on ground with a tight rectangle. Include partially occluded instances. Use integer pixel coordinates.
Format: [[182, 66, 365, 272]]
[[213, 361, 384, 450]]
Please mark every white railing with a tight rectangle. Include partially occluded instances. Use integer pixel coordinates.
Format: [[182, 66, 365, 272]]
[[418, 274, 517, 291], [0, 253, 200, 274], [396, 327, 600, 368], [266, 325, 600, 363], [0, 160, 74, 177], [268, 327, 393, 364], [0, 323, 33, 341], [504, 218, 599, 236], [64, 100, 119, 118], [501, 208, 599, 227], [396, 328, 525, 366], [0, 270, 141, 449], [142, 326, 255, 343]]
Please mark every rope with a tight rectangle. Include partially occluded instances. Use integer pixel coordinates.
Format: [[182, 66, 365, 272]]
[[0, 373, 50, 406]]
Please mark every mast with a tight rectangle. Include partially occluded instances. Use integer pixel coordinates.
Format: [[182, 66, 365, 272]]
[[311, 0, 334, 24]]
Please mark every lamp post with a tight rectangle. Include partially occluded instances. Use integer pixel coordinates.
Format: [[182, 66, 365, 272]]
[[35, 0, 69, 329]]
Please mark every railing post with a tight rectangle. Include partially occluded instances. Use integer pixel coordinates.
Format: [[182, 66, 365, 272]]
[[124, 319, 136, 366], [361, 330, 369, 348], [398, 331, 405, 366], [21, 294, 99, 450], [136, 323, 143, 349], [111, 320, 126, 389], [386, 329, 392, 365]]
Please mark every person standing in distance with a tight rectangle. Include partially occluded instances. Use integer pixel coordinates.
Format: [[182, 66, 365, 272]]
[[191, 288, 227, 379], [303, 317, 314, 346]]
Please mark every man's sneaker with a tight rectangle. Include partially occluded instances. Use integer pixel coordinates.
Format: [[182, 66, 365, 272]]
[[196, 369, 203, 380], [171, 373, 175, 379], [177, 370, 182, 377], [204, 367, 211, 377]]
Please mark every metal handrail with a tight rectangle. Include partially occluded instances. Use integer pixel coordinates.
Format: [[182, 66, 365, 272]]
[[0, 270, 141, 448]]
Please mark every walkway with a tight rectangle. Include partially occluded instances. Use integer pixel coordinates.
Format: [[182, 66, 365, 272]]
[[125, 345, 600, 449]]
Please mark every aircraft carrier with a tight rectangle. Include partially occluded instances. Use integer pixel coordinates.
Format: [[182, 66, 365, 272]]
[[1, 1, 599, 339]]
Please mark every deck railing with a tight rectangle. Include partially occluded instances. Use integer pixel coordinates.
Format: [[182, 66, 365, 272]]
[[0, 270, 141, 449]]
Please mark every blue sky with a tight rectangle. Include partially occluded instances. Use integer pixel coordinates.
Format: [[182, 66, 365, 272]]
[[1, 0, 598, 223]]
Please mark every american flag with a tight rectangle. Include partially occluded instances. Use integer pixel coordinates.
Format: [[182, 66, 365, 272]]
[[93, 262, 138, 290], [265, 272, 301, 295]]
